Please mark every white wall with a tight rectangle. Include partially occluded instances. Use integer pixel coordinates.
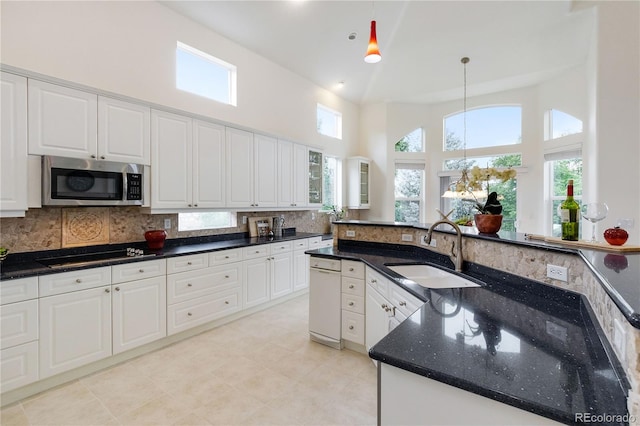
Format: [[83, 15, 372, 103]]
[[0, 1, 358, 160]]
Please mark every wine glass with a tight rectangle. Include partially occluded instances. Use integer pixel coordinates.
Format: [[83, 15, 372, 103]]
[[581, 203, 609, 242]]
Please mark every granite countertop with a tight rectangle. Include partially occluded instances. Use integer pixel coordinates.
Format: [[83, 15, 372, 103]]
[[334, 219, 640, 329], [307, 242, 629, 425], [0, 231, 331, 281]]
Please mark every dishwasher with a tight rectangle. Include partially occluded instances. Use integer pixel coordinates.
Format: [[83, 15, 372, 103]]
[[309, 257, 342, 349]]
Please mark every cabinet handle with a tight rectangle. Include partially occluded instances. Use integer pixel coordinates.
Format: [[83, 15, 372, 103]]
[[255, 250, 260, 254], [225, 256, 230, 259], [187, 283, 192, 287], [371, 279, 377, 284], [187, 262, 192, 265], [115, 287, 120, 291], [349, 284, 355, 289], [188, 204, 192, 207], [187, 312, 192, 316], [100, 155, 105, 160], [194, 204, 198, 207], [105, 288, 110, 293], [399, 301, 407, 306], [348, 302, 354, 306], [225, 301, 229, 305], [381, 304, 387, 309], [91, 154, 96, 159], [139, 269, 144, 273], [75, 278, 82, 283], [349, 325, 354, 330], [349, 267, 354, 272], [225, 275, 230, 279]]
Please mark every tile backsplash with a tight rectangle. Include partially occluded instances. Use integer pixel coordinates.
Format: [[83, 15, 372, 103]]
[[0, 207, 356, 253]]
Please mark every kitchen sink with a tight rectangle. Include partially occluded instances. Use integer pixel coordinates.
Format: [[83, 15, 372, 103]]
[[386, 264, 481, 289], [38, 250, 157, 269]]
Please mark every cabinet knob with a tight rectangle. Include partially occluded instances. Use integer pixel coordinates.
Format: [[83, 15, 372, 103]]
[[399, 301, 407, 306], [225, 301, 229, 305], [381, 304, 387, 309], [187, 283, 192, 287], [100, 155, 105, 160], [349, 268, 354, 272], [188, 204, 192, 207], [371, 279, 377, 284], [225, 255, 230, 259], [105, 288, 110, 293], [194, 204, 198, 207], [187, 262, 192, 265], [90, 155, 96, 159], [348, 302, 354, 306], [225, 275, 230, 279], [115, 287, 120, 292], [349, 284, 355, 289], [349, 325, 354, 330], [75, 279, 82, 283], [187, 312, 192, 316], [139, 269, 144, 273]]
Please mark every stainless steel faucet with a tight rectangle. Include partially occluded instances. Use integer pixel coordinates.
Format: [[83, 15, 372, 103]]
[[424, 218, 464, 272]]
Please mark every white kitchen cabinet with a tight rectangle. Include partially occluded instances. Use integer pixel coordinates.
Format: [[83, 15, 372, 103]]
[[111, 259, 166, 284], [166, 253, 209, 274], [341, 260, 365, 346], [0, 300, 38, 350], [292, 239, 310, 292], [39, 266, 111, 297], [243, 253, 271, 308], [308, 149, 323, 207], [1, 72, 28, 217], [366, 282, 393, 352], [28, 80, 98, 159], [1, 341, 38, 393], [226, 128, 277, 209], [193, 119, 226, 208], [98, 96, 150, 165], [0, 276, 38, 306], [271, 251, 293, 300], [347, 157, 370, 209], [168, 288, 241, 335], [278, 140, 308, 208], [39, 285, 112, 378], [112, 276, 166, 355]]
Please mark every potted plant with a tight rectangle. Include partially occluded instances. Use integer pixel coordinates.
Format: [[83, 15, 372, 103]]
[[467, 166, 516, 234]]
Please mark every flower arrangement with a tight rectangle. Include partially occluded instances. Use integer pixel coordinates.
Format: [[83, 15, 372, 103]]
[[464, 166, 516, 215], [328, 205, 346, 220]]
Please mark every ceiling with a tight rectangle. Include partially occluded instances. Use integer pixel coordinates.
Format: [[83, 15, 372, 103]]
[[160, 0, 594, 106]]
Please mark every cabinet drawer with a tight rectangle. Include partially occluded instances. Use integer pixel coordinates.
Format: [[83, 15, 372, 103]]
[[389, 285, 423, 319], [309, 257, 341, 272], [167, 288, 241, 335], [1, 300, 38, 349], [366, 267, 389, 298], [243, 245, 270, 260], [342, 260, 365, 279], [1, 277, 38, 305], [167, 264, 242, 305], [318, 239, 334, 248], [307, 236, 322, 249], [112, 259, 166, 284], [166, 253, 208, 274], [342, 277, 365, 297], [209, 248, 243, 266], [341, 311, 365, 345], [342, 294, 365, 314], [39, 267, 111, 297], [1, 341, 38, 393], [270, 241, 293, 254], [292, 239, 309, 251]]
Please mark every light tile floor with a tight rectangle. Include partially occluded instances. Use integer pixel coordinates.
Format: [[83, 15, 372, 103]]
[[1, 294, 377, 426]]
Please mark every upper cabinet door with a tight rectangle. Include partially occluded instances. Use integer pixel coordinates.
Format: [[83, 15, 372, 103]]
[[277, 139, 294, 208], [226, 127, 254, 208], [98, 96, 150, 165], [292, 143, 309, 208], [1, 72, 28, 216], [193, 120, 225, 208], [151, 110, 192, 209], [253, 134, 278, 208], [28, 80, 98, 159]]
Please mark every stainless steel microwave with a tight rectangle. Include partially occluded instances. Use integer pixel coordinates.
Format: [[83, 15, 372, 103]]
[[42, 156, 144, 206]]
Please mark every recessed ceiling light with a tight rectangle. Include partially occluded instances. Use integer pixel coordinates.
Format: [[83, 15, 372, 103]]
[[348, 32, 357, 41], [336, 81, 345, 89]]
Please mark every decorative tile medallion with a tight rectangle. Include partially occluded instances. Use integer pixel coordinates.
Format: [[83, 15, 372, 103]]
[[62, 208, 110, 247]]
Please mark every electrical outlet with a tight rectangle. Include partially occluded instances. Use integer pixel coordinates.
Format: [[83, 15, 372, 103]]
[[163, 218, 171, 229], [346, 230, 355, 237], [546, 264, 568, 282], [242, 216, 247, 225], [401, 233, 413, 242], [312, 212, 316, 220], [613, 319, 626, 361]]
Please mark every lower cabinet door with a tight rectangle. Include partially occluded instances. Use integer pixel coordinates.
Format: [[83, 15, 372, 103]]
[[112, 276, 167, 355], [0, 341, 38, 393], [292, 249, 309, 291], [39, 286, 112, 379], [167, 288, 241, 335], [341, 310, 365, 345], [244, 257, 270, 308], [271, 252, 293, 300]]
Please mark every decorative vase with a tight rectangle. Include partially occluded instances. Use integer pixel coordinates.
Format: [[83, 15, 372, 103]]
[[144, 229, 167, 250], [474, 214, 503, 234]]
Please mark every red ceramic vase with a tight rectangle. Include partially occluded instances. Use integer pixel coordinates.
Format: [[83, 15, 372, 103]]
[[474, 214, 503, 234], [144, 230, 167, 250]]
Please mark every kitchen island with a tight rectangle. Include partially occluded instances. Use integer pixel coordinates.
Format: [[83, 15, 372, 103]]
[[307, 232, 631, 425]]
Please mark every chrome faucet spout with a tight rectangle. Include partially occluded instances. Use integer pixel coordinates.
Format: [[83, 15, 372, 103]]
[[425, 219, 464, 272]]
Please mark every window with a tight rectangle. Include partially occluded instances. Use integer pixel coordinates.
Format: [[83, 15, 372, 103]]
[[395, 163, 424, 223], [444, 154, 522, 171], [444, 106, 522, 151], [547, 156, 582, 237], [322, 155, 342, 210], [546, 109, 583, 140], [317, 104, 342, 139], [176, 41, 237, 106], [395, 128, 424, 152], [178, 212, 235, 232]]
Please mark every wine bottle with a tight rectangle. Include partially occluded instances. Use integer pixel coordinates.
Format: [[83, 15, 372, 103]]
[[560, 179, 580, 241]]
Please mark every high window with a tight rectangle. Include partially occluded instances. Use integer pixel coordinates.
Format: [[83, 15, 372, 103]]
[[546, 155, 583, 237], [317, 104, 342, 139], [444, 106, 521, 151], [322, 155, 342, 210], [395, 128, 424, 152], [545, 109, 583, 140], [176, 41, 237, 106]]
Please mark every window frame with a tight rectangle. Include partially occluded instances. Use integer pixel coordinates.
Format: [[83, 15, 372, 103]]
[[321, 155, 342, 212], [394, 161, 425, 223], [316, 103, 343, 140], [178, 211, 237, 232]]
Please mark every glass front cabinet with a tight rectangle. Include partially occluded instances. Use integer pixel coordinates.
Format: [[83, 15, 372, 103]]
[[308, 149, 323, 206], [347, 156, 370, 209]]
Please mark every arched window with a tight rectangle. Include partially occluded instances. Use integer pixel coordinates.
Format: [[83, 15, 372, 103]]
[[545, 109, 583, 140], [444, 106, 521, 151], [395, 128, 424, 152]]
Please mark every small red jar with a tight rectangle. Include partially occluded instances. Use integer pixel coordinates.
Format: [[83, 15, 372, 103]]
[[144, 230, 167, 250]]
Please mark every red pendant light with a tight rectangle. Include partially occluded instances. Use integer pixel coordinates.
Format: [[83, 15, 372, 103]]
[[364, 20, 381, 63]]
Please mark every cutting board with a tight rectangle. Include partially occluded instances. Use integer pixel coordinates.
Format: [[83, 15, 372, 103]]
[[524, 234, 640, 252], [248, 216, 271, 237]]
